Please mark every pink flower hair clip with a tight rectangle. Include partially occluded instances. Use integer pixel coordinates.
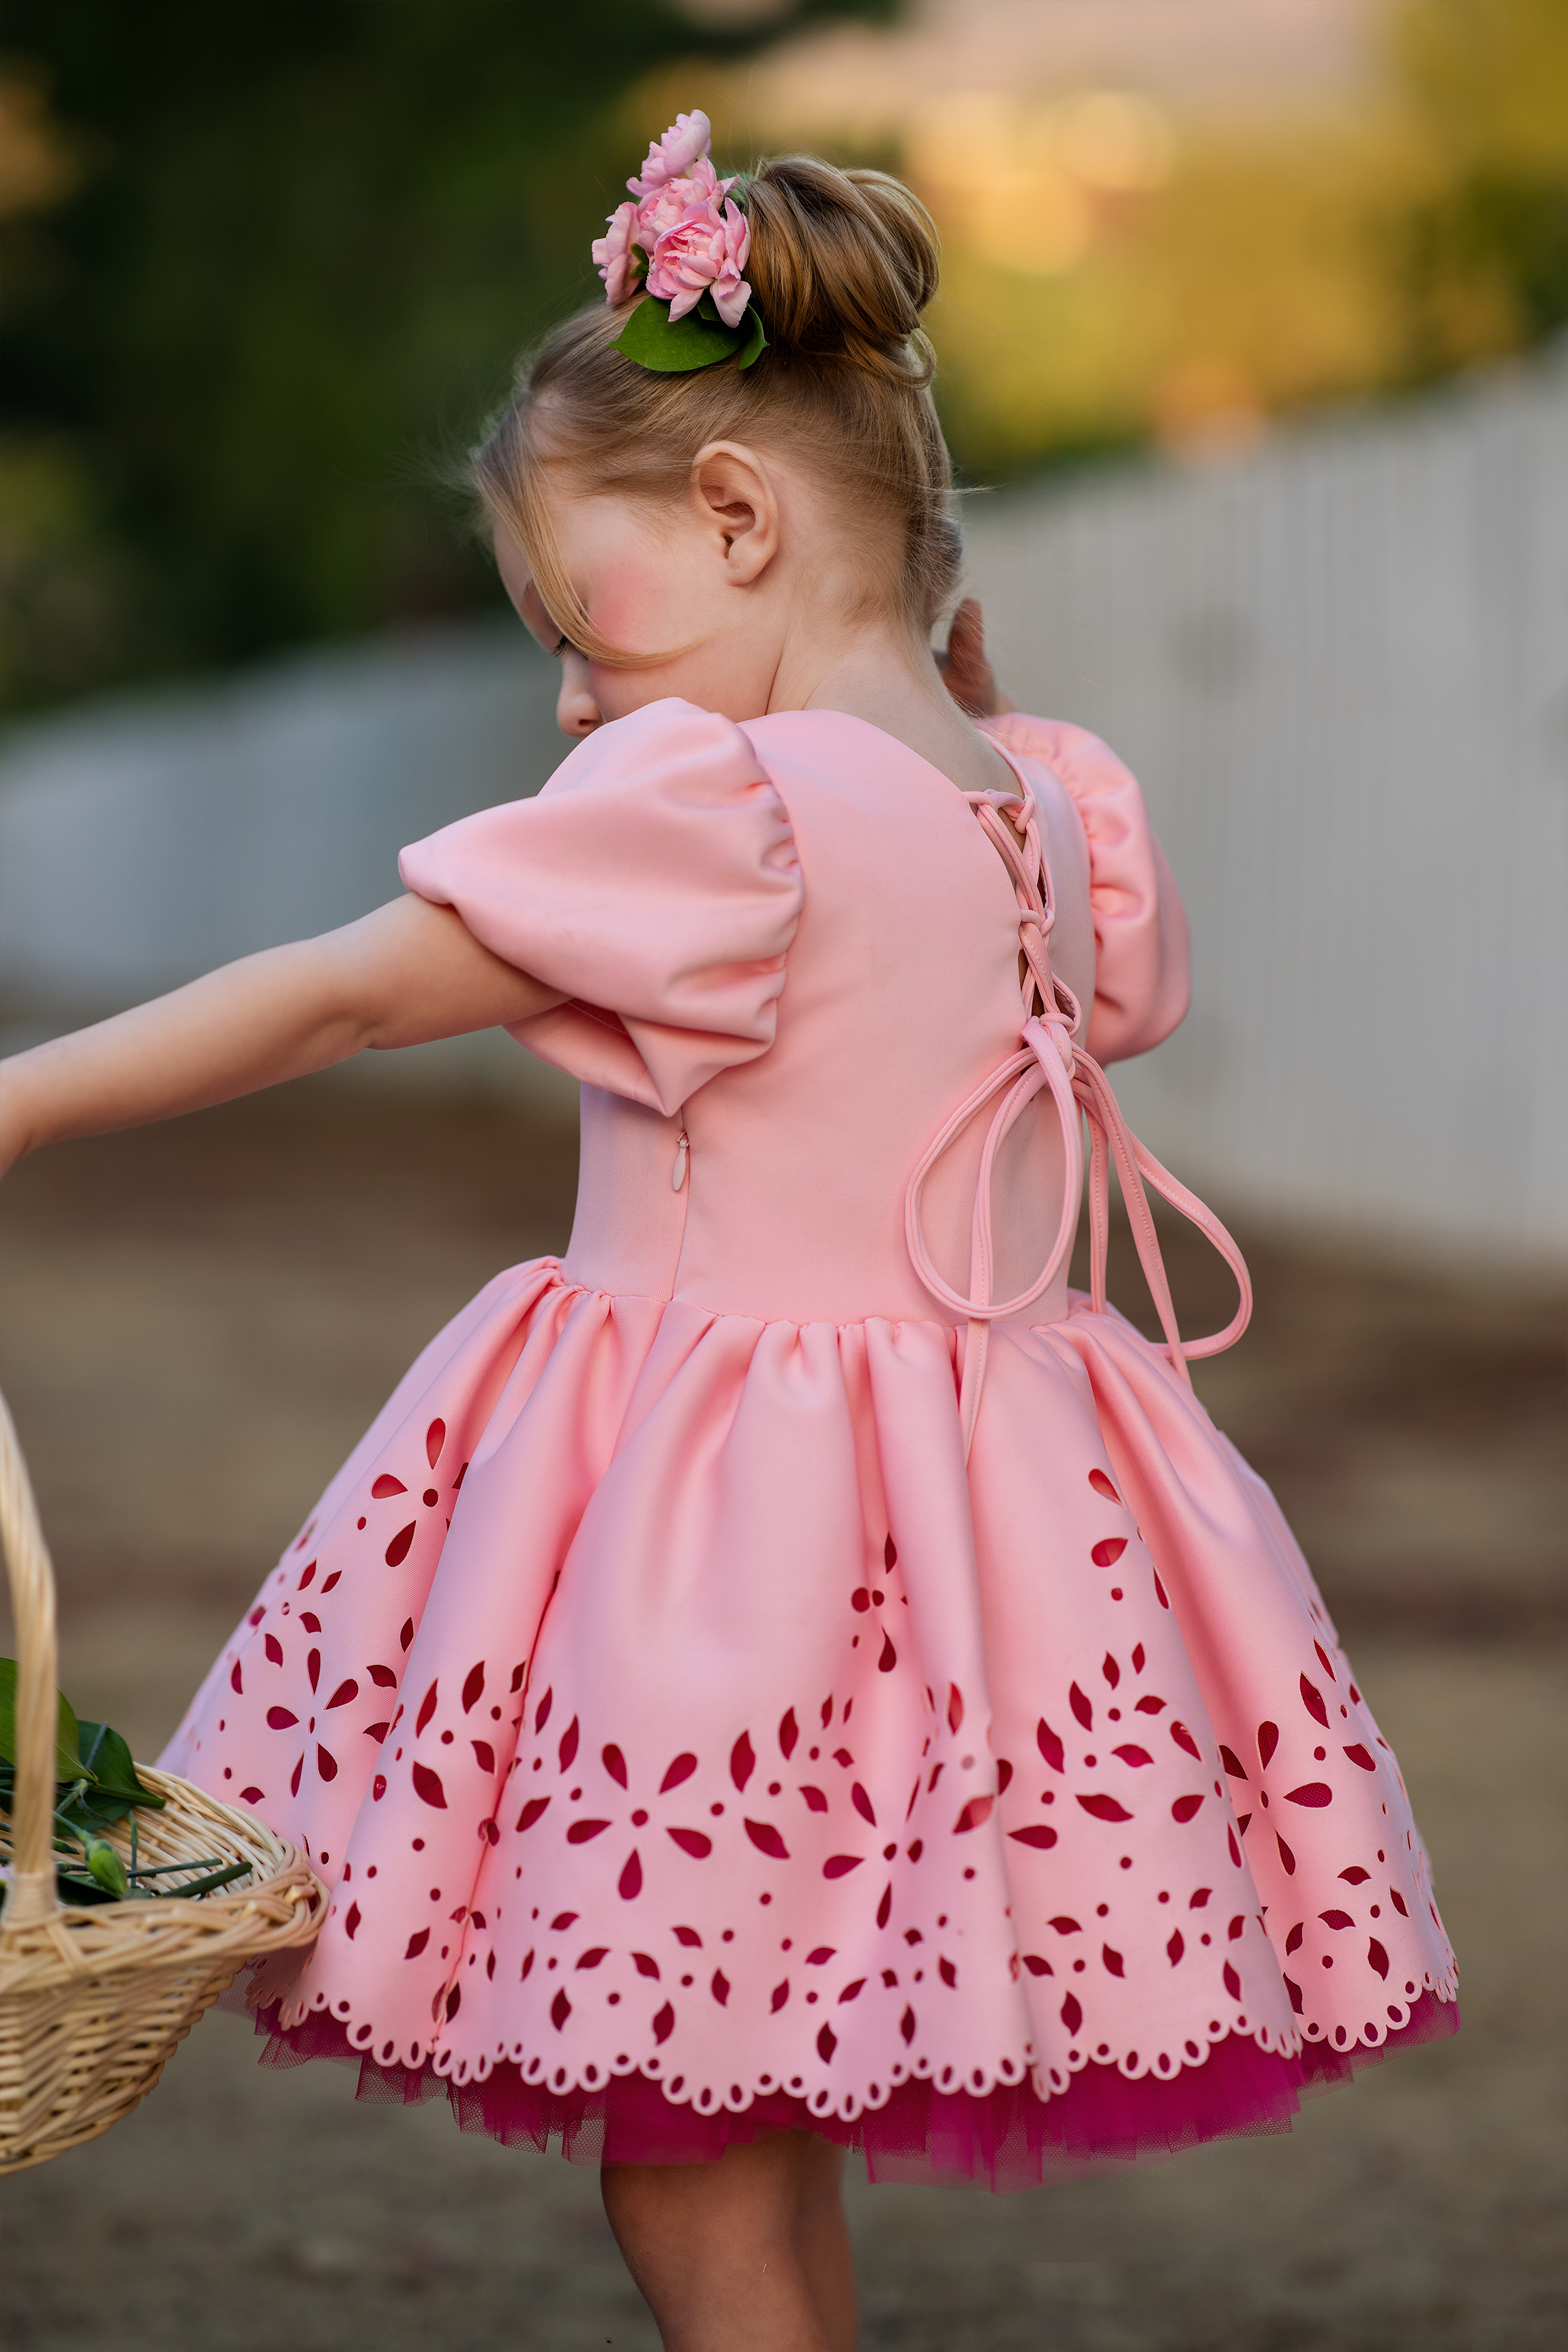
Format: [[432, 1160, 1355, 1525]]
[[590, 109, 767, 374]]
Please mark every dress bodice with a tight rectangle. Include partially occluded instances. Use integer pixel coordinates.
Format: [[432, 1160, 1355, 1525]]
[[399, 702, 1190, 1331]]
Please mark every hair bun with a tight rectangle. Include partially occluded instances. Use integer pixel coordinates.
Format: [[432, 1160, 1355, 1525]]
[[481, 147, 959, 652], [742, 157, 939, 380]]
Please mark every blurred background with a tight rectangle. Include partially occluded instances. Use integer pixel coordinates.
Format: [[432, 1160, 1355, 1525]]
[[1, 3, 1564, 2348]]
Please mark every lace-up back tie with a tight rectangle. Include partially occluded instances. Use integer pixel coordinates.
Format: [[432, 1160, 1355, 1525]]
[[904, 788, 1254, 1459]]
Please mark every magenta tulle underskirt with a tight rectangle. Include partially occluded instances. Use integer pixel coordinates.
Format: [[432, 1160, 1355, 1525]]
[[243, 1991, 1457, 2192]]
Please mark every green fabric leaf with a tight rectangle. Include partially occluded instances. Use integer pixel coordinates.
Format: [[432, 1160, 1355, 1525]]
[[736, 303, 769, 371], [0, 1658, 82, 1781], [612, 292, 753, 374]]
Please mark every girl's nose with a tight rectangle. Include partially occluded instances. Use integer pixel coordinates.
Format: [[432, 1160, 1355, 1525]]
[[556, 651, 603, 738]]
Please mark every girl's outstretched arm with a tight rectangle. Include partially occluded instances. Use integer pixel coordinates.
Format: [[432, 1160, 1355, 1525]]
[[0, 892, 567, 1175]]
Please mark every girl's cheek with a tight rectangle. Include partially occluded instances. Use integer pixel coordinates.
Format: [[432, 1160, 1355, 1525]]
[[590, 575, 664, 660]]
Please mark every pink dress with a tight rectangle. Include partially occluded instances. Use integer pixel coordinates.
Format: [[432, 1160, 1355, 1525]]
[[162, 702, 1457, 2188]]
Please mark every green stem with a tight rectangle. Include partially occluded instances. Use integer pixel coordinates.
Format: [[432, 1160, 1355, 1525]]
[[126, 1858, 226, 1878], [164, 1858, 252, 1899]]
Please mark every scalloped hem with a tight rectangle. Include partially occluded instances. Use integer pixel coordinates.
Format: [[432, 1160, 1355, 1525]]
[[244, 1991, 1457, 2191]]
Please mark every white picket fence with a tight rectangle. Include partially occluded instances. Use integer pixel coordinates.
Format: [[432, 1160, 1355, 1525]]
[[0, 616, 576, 1109], [961, 353, 1568, 1263], [2, 350, 1564, 1257]]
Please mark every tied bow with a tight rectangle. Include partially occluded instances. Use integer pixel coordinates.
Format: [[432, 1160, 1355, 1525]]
[[905, 789, 1252, 1460]]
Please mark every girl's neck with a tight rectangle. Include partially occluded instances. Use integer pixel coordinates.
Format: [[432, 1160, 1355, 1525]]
[[776, 614, 1014, 799]]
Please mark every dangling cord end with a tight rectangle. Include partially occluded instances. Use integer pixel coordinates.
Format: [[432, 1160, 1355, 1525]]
[[1072, 1053, 1196, 1391], [960, 1318, 989, 1464], [1080, 1073, 1111, 1316]]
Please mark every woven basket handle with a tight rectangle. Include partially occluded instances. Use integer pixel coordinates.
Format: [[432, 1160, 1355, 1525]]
[[0, 1383, 63, 1934]]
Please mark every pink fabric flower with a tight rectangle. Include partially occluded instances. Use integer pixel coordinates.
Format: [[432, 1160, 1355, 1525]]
[[629, 110, 712, 197], [592, 116, 748, 320], [635, 159, 719, 249], [591, 201, 645, 307], [647, 194, 753, 327]]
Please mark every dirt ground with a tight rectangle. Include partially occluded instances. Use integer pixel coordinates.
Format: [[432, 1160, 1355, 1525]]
[[1, 1085, 1564, 2351]]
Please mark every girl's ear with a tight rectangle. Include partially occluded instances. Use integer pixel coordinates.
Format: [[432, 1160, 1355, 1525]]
[[690, 441, 779, 585]]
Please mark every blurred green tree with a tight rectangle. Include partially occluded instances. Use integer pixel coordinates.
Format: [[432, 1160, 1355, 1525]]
[[1390, 0, 1568, 370], [0, 0, 895, 711]]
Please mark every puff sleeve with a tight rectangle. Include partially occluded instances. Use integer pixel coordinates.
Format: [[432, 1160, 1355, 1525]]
[[982, 711, 1190, 1064], [398, 699, 804, 1116]]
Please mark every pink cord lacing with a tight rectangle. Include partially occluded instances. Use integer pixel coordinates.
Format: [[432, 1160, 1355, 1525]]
[[904, 787, 1253, 1458]]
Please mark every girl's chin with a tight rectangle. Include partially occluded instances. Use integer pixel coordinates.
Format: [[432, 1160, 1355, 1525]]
[[592, 677, 675, 721], [599, 672, 741, 721]]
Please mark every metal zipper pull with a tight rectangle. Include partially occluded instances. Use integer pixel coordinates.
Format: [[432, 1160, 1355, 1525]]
[[672, 1129, 689, 1192]]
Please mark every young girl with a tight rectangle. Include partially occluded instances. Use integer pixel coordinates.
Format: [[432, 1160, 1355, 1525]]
[[0, 121, 1456, 2352]]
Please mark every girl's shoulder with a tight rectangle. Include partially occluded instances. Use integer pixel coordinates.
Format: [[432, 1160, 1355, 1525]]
[[980, 712, 1149, 841], [535, 696, 777, 806], [398, 697, 802, 1117]]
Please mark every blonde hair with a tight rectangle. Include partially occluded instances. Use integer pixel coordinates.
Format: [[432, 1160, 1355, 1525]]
[[473, 155, 961, 664]]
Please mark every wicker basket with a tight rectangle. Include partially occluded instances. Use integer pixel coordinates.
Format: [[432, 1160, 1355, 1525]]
[[0, 1385, 326, 2174]]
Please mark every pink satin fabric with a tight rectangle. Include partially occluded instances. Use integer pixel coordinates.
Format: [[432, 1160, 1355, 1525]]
[[164, 702, 1456, 2183], [399, 708, 804, 1117]]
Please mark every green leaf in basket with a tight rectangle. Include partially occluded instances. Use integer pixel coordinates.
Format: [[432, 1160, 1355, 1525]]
[[0, 1657, 82, 1781], [51, 1871, 122, 1907], [57, 1788, 128, 1834], [74, 1719, 164, 1809]]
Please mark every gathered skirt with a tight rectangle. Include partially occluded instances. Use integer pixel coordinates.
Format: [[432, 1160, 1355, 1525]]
[[166, 1259, 1458, 2188]]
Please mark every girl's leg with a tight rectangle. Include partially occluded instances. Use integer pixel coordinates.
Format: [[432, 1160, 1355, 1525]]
[[601, 2128, 857, 2352], [791, 2136, 857, 2347]]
